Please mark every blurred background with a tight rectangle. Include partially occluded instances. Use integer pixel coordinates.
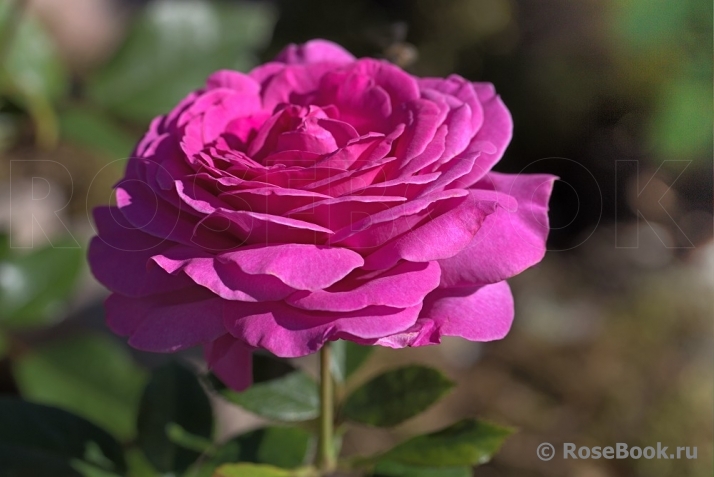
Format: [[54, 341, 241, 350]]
[[0, 0, 711, 476]]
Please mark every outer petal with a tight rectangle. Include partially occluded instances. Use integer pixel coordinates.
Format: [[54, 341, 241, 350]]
[[422, 281, 514, 341], [439, 172, 556, 287], [105, 290, 226, 352], [205, 334, 253, 391], [275, 39, 355, 65], [223, 301, 422, 358], [358, 281, 514, 348], [89, 207, 192, 297], [114, 179, 199, 246]]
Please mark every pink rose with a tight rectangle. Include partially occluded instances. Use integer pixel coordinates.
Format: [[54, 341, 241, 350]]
[[89, 40, 555, 390]]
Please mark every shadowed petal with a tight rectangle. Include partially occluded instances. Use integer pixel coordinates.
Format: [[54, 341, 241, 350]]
[[223, 301, 422, 357], [286, 261, 441, 312], [205, 334, 253, 391]]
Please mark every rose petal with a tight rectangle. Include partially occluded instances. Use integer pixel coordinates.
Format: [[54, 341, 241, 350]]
[[451, 83, 513, 186], [105, 290, 226, 352], [355, 281, 514, 348], [275, 39, 356, 65], [89, 207, 192, 297], [115, 180, 199, 246], [219, 243, 364, 290], [392, 99, 448, 165], [286, 260, 441, 312], [204, 207, 334, 245], [287, 194, 406, 231], [421, 281, 514, 341], [362, 189, 498, 270], [439, 172, 556, 286], [419, 75, 484, 132], [152, 245, 297, 301], [205, 334, 253, 391], [328, 189, 468, 250], [223, 301, 421, 357]]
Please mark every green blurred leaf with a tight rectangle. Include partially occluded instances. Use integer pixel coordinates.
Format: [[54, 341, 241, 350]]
[[184, 446, 236, 477], [137, 361, 213, 474], [331, 340, 374, 383], [166, 422, 213, 454], [214, 463, 316, 477], [373, 460, 471, 477], [380, 419, 514, 467], [60, 106, 138, 161], [0, 1, 67, 147], [0, 2, 66, 99], [203, 354, 296, 396], [612, 0, 688, 50], [648, 76, 712, 161], [123, 448, 159, 477], [342, 366, 455, 427], [13, 333, 148, 440], [222, 372, 319, 422], [88, 0, 276, 122], [0, 238, 83, 329], [0, 397, 126, 477], [225, 427, 313, 469]]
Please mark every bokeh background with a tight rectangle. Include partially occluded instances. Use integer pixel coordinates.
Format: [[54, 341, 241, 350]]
[[0, 0, 711, 476]]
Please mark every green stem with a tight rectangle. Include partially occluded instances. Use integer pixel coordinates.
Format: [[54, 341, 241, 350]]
[[318, 343, 336, 473]]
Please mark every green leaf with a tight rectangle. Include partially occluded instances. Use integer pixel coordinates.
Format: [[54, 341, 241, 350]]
[[13, 333, 147, 440], [222, 372, 319, 422], [204, 354, 296, 395], [373, 460, 471, 477], [60, 106, 137, 161], [0, 2, 66, 100], [214, 463, 316, 477], [123, 448, 159, 477], [137, 361, 213, 474], [331, 340, 374, 383], [612, 0, 688, 50], [0, 238, 83, 329], [380, 419, 514, 467], [648, 76, 712, 161], [0, 1, 67, 147], [0, 397, 125, 476], [166, 422, 213, 454], [342, 366, 455, 427], [88, 0, 276, 122], [227, 427, 312, 469]]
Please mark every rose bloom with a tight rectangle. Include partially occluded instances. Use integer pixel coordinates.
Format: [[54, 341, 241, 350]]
[[89, 40, 555, 390]]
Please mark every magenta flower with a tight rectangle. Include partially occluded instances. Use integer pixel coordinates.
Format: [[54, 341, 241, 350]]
[[89, 40, 555, 391]]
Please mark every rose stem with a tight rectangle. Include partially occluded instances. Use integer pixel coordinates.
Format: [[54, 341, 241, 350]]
[[319, 342, 336, 473]]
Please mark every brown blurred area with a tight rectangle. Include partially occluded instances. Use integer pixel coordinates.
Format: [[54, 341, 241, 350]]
[[0, 1, 712, 476]]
